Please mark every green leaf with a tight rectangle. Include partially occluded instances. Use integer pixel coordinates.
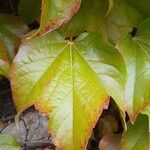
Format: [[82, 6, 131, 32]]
[[10, 31, 126, 149], [0, 134, 21, 150], [34, 0, 81, 36], [116, 18, 150, 122], [126, 0, 150, 17], [18, 0, 41, 24], [102, 0, 145, 44], [0, 14, 28, 77], [142, 106, 150, 131], [61, 0, 147, 45], [60, 0, 108, 37], [121, 115, 149, 150]]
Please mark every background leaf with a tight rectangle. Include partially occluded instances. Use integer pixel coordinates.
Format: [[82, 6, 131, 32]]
[[0, 134, 21, 150], [121, 115, 149, 150], [126, 0, 150, 17], [18, 0, 41, 25], [34, 0, 81, 36], [102, 0, 146, 44], [116, 18, 150, 122], [0, 14, 28, 77], [61, 0, 148, 45], [60, 0, 108, 37]]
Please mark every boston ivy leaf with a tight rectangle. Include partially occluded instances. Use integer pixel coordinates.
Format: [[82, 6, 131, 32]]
[[103, 0, 145, 44], [121, 115, 149, 150], [18, 0, 41, 25], [0, 134, 21, 150], [0, 14, 28, 77], [99, 134, 121, 150], [10, 31, 126, 149], [116, 18, 150, 122], [61, 0, 147, 45], [34, 0, 81, 36], [60, 0, 108, 37]]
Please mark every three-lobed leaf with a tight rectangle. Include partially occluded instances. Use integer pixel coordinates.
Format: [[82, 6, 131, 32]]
[[7, 1, 150, 149], [10, 31, 126, 149]]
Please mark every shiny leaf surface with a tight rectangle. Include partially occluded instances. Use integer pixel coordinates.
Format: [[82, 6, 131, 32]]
[[61, 0, 146, 45], [117, 18, 150, 122], [35, 0, 81, 36], [103, 0, 145, 44], [10, 31, 126, 149], [60, 0, 108, 37]]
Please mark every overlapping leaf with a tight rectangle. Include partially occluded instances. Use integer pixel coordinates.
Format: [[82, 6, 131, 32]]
[[117, 18, 150, 122], [0, 134, 21, 150], [34, 0, 81, 36], [103, 0, 145, 44], [121, 115, 149, 150], [61, 0, 148, 45], [0, 14, 28, 77], [18, 0, 41, 24], [10, 31, 126, 149], [60, 0, 108, 37]]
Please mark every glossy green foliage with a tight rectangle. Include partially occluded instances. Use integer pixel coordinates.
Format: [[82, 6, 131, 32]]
[[103, 0, 144, 44], [60, 0, 108, 37], [61, 0, 149, 45], [0, 0, 149, 150], [117, 18, 150, 122], [34, 0, 81, 36], [10, 30, 128, 149]]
